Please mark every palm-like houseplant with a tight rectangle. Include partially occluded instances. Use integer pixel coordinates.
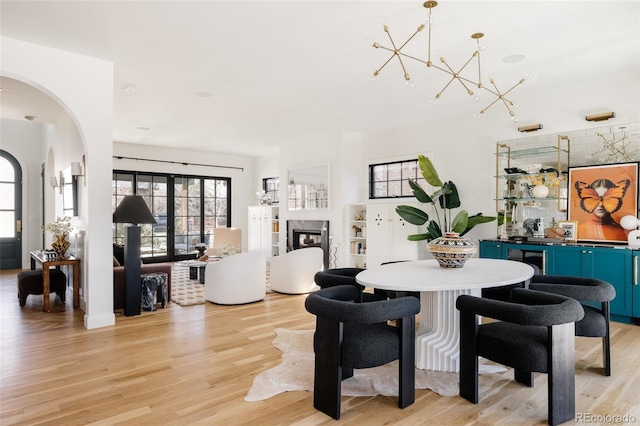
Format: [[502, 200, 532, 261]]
[[396, 155, 496, 241]]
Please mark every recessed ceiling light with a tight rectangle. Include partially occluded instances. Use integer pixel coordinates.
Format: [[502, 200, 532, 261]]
[[123, 84, 137, 93], [137, 126, 150, 131], [196, 91, 213, 98], [502, 54, 526, 63]]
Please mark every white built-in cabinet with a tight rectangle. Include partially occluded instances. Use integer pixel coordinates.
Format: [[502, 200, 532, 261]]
[[365, 202, 423, 268], [346, 202, 424, 268], [248, 205, 279, 259]]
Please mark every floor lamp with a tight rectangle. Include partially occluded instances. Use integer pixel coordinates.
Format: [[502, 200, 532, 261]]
[[113, 195, 156, 316]]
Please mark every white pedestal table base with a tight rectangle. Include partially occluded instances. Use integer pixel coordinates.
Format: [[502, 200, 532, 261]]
[[416, 288, 480, 373]]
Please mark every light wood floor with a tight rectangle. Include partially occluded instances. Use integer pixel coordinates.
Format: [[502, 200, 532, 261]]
[[1, 268, 639, 426]]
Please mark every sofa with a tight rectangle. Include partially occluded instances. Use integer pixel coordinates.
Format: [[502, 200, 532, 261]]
[[113, 256, 172, 310]]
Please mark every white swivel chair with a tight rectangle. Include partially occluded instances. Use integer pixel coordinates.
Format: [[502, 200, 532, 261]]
[[204, 252, 266, 305], [269, 247, 324, 294]]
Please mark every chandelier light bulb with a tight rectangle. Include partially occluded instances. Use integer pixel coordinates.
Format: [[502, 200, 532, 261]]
[[406, 80, 416, 89], [366, 75, 376, 83]]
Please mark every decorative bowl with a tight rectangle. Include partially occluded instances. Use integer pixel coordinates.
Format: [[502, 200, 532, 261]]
[[427, 232, 477, 268]]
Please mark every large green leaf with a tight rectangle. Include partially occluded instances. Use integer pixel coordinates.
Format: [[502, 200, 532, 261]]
[[427, 221, 442, 240], [430, 187, 450, 206], [395, 205, 429, 225], [451, 210, 469, 234], [408, 179, 433, 203], [459, 213, 497, 236], [407, 233, 429, 241], [418, 155, 443, 187], [439, 181, 461, 210]]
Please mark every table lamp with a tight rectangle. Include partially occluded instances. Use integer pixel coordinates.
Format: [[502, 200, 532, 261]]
[[621, 215, 640, 247], [113, 195, 156, 316]]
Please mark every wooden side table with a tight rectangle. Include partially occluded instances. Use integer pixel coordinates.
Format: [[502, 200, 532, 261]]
[[30, 251, 80, 312]]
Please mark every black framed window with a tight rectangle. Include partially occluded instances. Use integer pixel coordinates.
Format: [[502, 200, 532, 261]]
[[262, 177, 279, 204], [369, 159, 427, 199], [112, 171, 231, 261]]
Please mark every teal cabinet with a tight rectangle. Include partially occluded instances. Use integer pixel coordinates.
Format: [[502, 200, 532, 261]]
[[479, 241, 503, 259], [480, 240, 638, 322]]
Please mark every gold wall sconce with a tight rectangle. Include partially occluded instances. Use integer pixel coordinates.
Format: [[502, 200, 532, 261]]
[[585, 112, 615, 122], [517, 123, 543, 133]]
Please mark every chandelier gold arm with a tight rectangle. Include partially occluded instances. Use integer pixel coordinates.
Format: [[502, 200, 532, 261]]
[[369, 1, 526, 120], [371, 24, 425, 81]]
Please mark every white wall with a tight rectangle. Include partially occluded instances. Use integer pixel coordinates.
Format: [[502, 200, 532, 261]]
[[2, 36, 115, 329]]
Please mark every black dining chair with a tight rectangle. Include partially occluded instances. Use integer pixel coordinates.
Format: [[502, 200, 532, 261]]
[[304, 285, 420, 419], [480, 262, 539, 302], [313, 268, 387, 302], [529, 274, 616, 376], [456, 288, 585, 426]]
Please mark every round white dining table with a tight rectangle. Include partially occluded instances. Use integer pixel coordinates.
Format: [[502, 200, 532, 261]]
[[356, 258, 534, 372]]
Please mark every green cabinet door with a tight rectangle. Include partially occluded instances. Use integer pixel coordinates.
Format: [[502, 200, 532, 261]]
[[479, 241, 504, 259], [589, 247, 632, 318], [553, 246, 632, 318]]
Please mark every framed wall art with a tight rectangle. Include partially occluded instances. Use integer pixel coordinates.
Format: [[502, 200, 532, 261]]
[[568, 162, 638, 243], [557, 220, 578, 242]]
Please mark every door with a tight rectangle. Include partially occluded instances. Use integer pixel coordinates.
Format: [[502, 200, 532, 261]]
[[0, 150, 23, 269]]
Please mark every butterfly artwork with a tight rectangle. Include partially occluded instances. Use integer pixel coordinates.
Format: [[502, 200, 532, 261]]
[[568, 162, 638, 243], [574, 179, 631, 214]]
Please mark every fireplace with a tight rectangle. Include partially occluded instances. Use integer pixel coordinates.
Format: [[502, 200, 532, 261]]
[[287, 220, 329, 269]]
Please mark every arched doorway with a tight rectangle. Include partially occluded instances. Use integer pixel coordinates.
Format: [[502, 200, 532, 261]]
[[0, 150, 23, 269]]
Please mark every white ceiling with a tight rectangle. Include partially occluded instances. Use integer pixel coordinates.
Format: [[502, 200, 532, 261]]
[[1, 1, 639, 157]]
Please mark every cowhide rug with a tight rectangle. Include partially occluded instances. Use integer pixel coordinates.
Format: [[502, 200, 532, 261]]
[[245, 328, 506, 401]]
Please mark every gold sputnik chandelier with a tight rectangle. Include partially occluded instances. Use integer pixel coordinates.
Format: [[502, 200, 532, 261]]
[[588, 127, 639, 163], [369, 1, 527, 120]]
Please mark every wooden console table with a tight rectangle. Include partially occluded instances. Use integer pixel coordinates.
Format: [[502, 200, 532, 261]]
[[30, 251, 80, 312]]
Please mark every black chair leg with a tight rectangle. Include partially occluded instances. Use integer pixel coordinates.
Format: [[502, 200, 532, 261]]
[[398, 316, 415, 408], [514, 369, 534, 387], [548, 322, 576, 426], [603, 301, 611, 376], [603, 334, 611, 376], [313, 318, 343, 419], [459, 310, 479, 404], [341, 367, 354, 380]]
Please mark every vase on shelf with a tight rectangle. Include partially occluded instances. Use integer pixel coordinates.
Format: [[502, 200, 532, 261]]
[[427, 232, 477, 269], [532, 184, 550, 198], [51, 234, 70, 259]]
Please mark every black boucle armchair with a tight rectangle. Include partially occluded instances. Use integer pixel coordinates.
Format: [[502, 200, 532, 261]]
[[530, 274, 616, 376], [304, 285, 420, 420], [456, 288, 585, 426], [313, 268, 387, 302]]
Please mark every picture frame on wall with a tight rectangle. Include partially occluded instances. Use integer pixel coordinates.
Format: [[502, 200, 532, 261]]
[[557, 220, 578, 242], [568, 162, 638, 243]]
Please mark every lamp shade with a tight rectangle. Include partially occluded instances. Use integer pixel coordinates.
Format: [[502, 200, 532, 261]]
[[113, 195, 156, 225]]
